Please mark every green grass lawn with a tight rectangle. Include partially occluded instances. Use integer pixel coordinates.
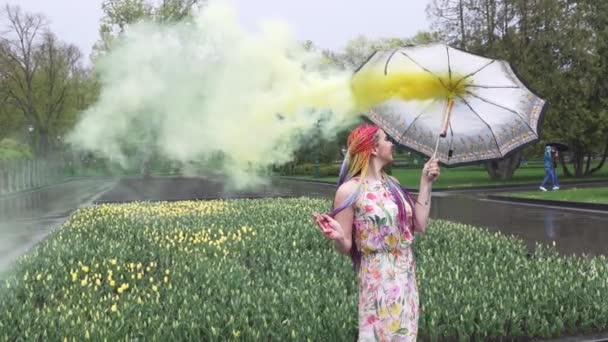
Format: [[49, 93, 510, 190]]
[[502, 187, 608, 204], [293, 165, 608, 189]]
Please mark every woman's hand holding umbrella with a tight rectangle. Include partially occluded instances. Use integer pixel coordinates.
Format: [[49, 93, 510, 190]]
[[422, 158, 441, 184]]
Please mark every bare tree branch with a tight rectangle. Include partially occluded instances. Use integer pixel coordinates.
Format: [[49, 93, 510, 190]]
[[0, 4, 46, 124], [0, 4, 83, 155]]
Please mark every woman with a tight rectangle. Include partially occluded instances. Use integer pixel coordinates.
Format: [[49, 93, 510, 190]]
[[312, 123, 440, 341]]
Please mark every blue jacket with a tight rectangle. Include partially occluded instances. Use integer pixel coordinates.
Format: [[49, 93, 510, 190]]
[[544, 146, 553, 168]]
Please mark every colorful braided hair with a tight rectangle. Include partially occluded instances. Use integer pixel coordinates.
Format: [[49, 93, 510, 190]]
[[328, 124, 417, 272]]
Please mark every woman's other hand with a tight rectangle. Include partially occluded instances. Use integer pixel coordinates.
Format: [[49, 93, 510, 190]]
[[312, 213, 345, 241]]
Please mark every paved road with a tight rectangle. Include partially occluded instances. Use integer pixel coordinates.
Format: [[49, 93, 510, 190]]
[[2, 176, 607, 275], [0, 178, 116, 274]]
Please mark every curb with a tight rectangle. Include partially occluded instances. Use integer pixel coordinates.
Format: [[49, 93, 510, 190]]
[[451, 179, 608, 193], [486, 194, 608, 212], [278, 177, 337, 186], [539, 332, 608, 342], [0, 176, 117, 200], [81, 181, 119, 208], [279, 177, 608, 193]]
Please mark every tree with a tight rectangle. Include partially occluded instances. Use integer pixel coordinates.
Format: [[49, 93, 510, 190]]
[[0, 41, 22, 139], [0, 96, 22, 141], [329, 32, 441, 71], [0, 5, 88, 156], [581, 0, 608, 175], [91, 0, 205, 176], [93, 0, 203, 59], [0, 4, 45, 148], [428, 0, 608, 178], [427, 0, 469, 48], [34, 32, 82, 154]]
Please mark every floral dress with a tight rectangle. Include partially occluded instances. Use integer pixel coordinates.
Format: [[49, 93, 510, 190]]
[[353, 178, 418, 341]]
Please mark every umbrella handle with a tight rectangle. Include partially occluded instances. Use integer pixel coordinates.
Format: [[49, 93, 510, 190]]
[[432, 135, 440, 159], [433, 98, 454, 159], [439, 98, 454, 138]]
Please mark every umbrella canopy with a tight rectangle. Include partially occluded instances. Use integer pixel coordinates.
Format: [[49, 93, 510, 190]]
[[545, 142, 568, 152], [351, 43, 548, 166]]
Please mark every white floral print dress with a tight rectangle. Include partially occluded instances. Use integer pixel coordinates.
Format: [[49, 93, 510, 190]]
[[353, 178, 418, 342]]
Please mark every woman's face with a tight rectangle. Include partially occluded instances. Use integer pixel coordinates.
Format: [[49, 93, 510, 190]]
[[374, 130, 394, 163]]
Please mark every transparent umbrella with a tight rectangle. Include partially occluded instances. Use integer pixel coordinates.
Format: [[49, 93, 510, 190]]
[[351, 43, 548, 166]]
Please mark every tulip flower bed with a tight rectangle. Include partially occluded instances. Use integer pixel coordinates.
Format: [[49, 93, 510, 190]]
[[0, 198, 607, 341]]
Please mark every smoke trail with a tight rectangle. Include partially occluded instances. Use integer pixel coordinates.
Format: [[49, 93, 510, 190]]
[[351, 69, 471, 111], [68, 1, 358, 188]]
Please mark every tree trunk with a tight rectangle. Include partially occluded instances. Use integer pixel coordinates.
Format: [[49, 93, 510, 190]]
[[589, 138, 608, 174], [459, 0, 466, 49], [141, 158, 152, 178], [37, 130, 50, 157], [520, 0, 529, 47], [559, 154, 572, 177], [485, 150, 522, 180], [571, 143, 585, 177], [486, 0, 496, 47], [584, 152, 592, 175], [140, 146, 153, 178]]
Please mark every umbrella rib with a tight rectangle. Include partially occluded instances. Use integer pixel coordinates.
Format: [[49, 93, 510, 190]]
[[467, 91, 538, 137], [446, 45, 452, 82], [452, 60, 496, 89], [384, 49, 399, 75], [467, 85, 519, 89], [398, 100, 438, 142], [354, 50, 378, 73], [399, 52, 448, 89], [463, 60, 495, 80], [448, 119, 455, 161], [459, 96, 503, 157]]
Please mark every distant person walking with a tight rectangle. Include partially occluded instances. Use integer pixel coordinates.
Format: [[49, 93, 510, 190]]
[[540, 145, 559, 191]]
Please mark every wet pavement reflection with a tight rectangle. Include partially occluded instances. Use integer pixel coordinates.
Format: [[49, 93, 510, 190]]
[[0, 179, 116, 274], [1, 176, 607, 274], [94, 177, 337, 202], [431, 193, 608, 256]]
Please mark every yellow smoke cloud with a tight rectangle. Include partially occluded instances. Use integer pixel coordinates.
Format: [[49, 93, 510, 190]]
[[351, 69, 470, 111], [68, 1, 357, 188], [67, 1, 470, 189]]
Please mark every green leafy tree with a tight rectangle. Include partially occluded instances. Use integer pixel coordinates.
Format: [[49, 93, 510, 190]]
[[91, 0, 205, 175], [329, 32, 441, 70], [428, 0, 608, 178], [93, 0, 203, 59], [0, 4, 87, 157]]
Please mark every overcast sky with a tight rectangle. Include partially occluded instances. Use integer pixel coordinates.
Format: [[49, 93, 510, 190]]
[[11, 0, 432, 62]]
